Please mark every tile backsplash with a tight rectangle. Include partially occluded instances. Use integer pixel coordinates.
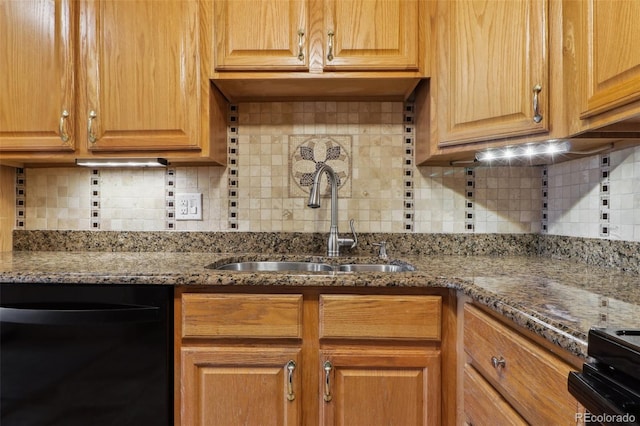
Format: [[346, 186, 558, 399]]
[[16, 101, 640, 242]]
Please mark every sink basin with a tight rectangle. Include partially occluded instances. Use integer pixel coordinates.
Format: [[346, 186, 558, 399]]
[[213, 260, 413, 273], [216, 261, 334, 272], [337, 264, 406, 273]]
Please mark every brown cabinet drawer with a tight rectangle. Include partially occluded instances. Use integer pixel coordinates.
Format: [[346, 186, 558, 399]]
[[182, 293, 303, 339], [463, 363, 526, 426], [319, 295, 441, 341], [464, 304, 579, 425]]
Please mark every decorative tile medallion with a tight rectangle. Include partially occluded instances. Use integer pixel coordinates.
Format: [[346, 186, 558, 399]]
[[288, 135, 352, 198]]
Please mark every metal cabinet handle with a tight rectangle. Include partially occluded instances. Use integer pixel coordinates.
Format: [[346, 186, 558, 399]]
[[59, 110, 70, 142], [327, 31, 334, 61], [491, 356, 506, 369], [532, 84, 543, 123], [286, 360, 296, 401], [297, 30, 305, 62], [323, 360, 333, 402], [88, 110, 98, 143]]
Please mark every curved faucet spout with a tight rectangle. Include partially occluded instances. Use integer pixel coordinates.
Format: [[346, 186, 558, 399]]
[[307, 164, 357, 257]]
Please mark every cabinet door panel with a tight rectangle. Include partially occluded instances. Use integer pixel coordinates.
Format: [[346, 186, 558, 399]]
[[464, 304, 580, 426], [213, 0, 308, 70], [182, 293, 303, 339], [323, 0, 419, 70], [182, 347, 301, 426], [319, 295, 441, 341], [463, 363, 526, 426], [581, 0, 640, 118], [80, 0, 200, 151], [437, 0, 548, 145], [320, 350, 440, 426], [0, 0, 75, 151]]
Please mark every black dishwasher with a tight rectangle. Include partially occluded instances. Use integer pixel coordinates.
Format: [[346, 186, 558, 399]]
[[0, 284, 173, 426]]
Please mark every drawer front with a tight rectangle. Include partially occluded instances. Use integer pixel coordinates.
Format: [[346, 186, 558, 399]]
[[182, 293, 303, 339], [463, 363, 526, 426], [464, 304, 579, 425], [320, 295, 441, 341]]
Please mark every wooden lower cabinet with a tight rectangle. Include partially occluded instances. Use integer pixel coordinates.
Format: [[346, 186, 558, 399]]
[[463, 363, 525, 426], [462, 303, 583, 426], [182, 347, 302, 426], [320, 349, 440, 426], [177, 289, 447, 426]]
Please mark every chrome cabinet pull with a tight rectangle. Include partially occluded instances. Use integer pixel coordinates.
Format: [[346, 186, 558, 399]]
[[491, 356, 506, 369], [323, 361, 333, 402], [88, 110, 98, 143], [532, 84, 543, 123], [59, 110, 70, 142], [297, 30, 305, 62], [327, 31, 334, 61], [286, 360, 296, 401]]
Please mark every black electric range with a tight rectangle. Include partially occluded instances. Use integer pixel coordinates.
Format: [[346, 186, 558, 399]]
[[568, 328, 640, 425]]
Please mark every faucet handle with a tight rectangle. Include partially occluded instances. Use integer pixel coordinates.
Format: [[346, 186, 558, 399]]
[[373, 241, 388, 259], [348, 219, 358, 248]]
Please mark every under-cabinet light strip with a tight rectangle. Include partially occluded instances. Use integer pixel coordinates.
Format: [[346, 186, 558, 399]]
[[165, 168, 176, 230], [228, 104, 239, 230], [476, 140, 571, 163], [599, 154, 611, 238], [403, 102, 415, 233], [15, 168, 26, 229]]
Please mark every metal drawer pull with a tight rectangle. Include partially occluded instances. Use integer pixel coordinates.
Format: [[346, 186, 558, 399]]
[[491, 356, 506, 369], [323, 360, 333, 402], [59, 110, 70, 142], [88, 110, 98, 143], [297, 30, 305, 61], [286, 360, 296, 401], [532, 84, 543, 123], [327, 31, 334, 61]]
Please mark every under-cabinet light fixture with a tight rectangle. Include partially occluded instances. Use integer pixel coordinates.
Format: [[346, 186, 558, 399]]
[[475, 140, 571, 163], [75, 158, 168, 168]]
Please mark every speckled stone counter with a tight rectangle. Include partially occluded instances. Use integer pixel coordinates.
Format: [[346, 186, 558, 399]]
[[2, 250, 639, 359]]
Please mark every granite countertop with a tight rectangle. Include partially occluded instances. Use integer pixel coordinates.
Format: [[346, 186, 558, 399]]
[[1, 250, 639, 359]]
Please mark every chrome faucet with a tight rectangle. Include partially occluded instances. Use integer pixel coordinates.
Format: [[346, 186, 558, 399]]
[[307, 163, 357, 257]]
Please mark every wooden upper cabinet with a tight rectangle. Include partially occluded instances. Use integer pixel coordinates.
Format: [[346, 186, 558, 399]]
[[322, 0, 419, 71], [213, 0, 308, 71], [0, 0, 75, 152], [79, 0, 201, 152], [436, 0, 549, 146], [212, 0, 420, 73], [580, 0, 640, 120]]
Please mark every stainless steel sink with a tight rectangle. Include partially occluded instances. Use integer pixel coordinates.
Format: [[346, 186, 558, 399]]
[[337, 264, 406, 272], [215, 261, 334, 272], [213, 261, 411, 273]]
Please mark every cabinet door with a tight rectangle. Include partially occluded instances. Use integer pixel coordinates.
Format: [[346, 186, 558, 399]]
[[580, 0, 640, 119], [463, 364, 526, 426], [182, 347, 301, 426], [436, 0, 548, 146], [319, 350, 440, 426], [79, 0, 201, 152], [0, 0, 75, 152], [464, 304, 581, 426], [213, 0, 308, 71], [323, 0, 419, 71]]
